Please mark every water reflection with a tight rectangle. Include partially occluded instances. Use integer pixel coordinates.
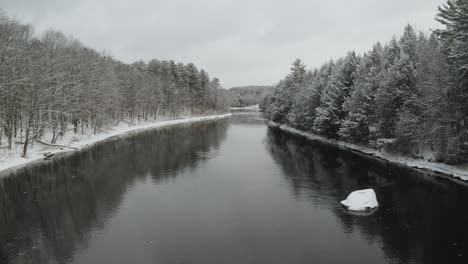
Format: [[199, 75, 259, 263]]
[[1, 112, 468, 264], [0, 120, 228, 264], [266, 128, 468, 264], [229, 110, 266, 125]]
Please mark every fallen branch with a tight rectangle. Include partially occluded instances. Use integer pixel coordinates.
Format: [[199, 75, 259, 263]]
[[55, 127, 76, 135], [115, 119, 136, 126], [35, 139, 79, 150]]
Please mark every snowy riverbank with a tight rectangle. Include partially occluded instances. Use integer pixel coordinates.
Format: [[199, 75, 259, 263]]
[[229, 104, 260, 110], [0, 114, 232, 174], [269, 122, 468, 182]]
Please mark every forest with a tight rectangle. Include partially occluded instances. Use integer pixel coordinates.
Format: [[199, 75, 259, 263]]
[[227, 86, 271, 107], [262, 0, 468, 165], [0, 12, 228, 157]]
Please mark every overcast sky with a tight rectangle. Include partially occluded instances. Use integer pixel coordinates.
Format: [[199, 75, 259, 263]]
[[2, 0, 447, 88]]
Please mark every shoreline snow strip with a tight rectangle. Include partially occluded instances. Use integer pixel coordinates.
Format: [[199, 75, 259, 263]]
[[0, 114, 231, 176], [229, 104, 260, 111], [268, 122, 468, 184]]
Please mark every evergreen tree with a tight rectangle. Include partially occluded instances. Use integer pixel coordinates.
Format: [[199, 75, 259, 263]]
[[267, 59, 306, 123], [436, 0, 468, 74], [435, 0, 468, 162], [340, 43, 383, 142], [314, 52, 359, 137], [286, 71, 317, 130], [373, 28, 419, 150]]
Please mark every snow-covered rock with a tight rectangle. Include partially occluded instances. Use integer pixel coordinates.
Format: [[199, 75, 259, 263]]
[[341, 189, 379, 212]]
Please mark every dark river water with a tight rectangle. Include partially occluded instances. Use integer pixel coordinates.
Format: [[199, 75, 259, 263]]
[[1, 111, 468, 264]]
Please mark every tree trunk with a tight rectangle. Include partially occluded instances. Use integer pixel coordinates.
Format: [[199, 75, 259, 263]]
[[22, 113, 34, 158], [51, 131, 56, 144], [73, 118, 78, 134], [7, 120, 12, 150]]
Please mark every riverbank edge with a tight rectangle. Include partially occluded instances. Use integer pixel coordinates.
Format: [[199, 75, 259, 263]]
[[268, 121, 468, 184], [229, 104, 260, 110], [0, 113, 232, 177]]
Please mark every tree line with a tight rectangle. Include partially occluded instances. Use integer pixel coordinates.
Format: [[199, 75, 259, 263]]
[[262, 0, 468, 164], [227, 86, 271, 107], [0, 11, 228, 157]]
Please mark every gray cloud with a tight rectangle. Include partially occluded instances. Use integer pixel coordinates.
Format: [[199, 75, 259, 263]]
[[1, 0, 447, 87]]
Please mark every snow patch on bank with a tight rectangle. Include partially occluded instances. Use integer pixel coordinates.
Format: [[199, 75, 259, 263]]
[[229, 104, 260, 110], [0, 114, 231, 174], [269, 122, 468, 182], [341, 189, 379, 212]]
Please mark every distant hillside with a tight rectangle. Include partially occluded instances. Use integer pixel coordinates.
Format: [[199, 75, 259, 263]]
[[227, 85, 271, 107]]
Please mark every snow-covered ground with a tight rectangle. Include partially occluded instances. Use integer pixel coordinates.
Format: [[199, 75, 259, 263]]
[[0, 114, 232, 174], [341, 189, 379, 212], [269, 122, 468, 182], [229, 104, 260, 110]]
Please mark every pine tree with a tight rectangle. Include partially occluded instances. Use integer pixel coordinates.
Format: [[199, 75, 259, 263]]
[[340, 43, 383, 142], [436, 0, 468, 74], [434, 0, 468, 162], [186, 63, 201, 113], [373, 28, 419, 151], [313, 52, 359, 137], [393, 54, 419, 153], [268, 59, 306, 123], [373, 38, 400, 141], [396, 25, 420, 130], [286, 71, 317, 129]]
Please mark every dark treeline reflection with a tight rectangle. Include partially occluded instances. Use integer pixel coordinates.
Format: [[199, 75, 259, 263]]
[[0, 120, 228, 264], [228, 110, 266, 125], [266, 128, 468, 264]]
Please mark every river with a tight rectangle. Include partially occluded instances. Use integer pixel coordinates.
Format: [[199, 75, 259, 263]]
[[0, 111, 467, 264]]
